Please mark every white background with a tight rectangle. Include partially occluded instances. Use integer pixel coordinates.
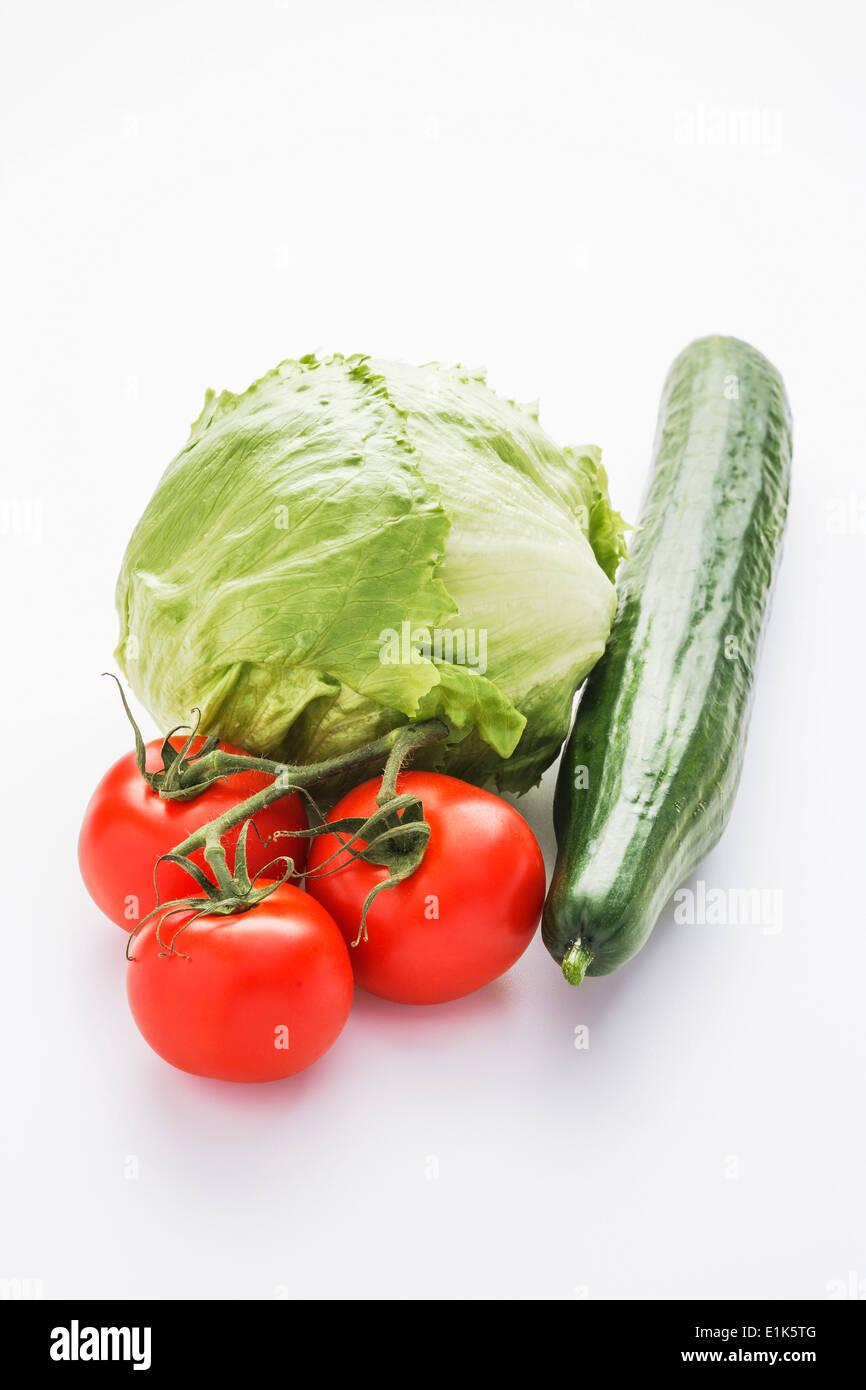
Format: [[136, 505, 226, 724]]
[[2, 0, 864, 1300]]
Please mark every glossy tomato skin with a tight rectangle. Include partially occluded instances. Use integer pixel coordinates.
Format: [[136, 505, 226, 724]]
[[127, 884, 353, 1082], [79, 737, 308, 930], [306, 772, 546, 1004]]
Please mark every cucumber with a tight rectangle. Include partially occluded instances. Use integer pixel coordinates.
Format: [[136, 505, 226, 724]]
[[542, 336, 792, 984]]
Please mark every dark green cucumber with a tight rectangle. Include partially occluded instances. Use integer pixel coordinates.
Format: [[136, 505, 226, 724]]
[[542, 336, 792, 984]]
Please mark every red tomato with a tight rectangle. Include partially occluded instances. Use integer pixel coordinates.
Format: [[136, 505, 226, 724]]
[[127, 884, 353, 1082], [305, 772, 546, 1004], [79, 736, 308, 930]]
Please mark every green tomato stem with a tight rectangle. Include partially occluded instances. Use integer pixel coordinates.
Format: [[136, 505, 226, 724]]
[[167, 719, 448, 859], [106, 675, 451, 941]]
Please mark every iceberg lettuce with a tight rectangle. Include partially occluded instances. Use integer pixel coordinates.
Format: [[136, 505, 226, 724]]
[[116, 354, 626, 792]]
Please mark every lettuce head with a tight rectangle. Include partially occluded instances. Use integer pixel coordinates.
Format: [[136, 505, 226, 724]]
[[115, 354, 626, 792]]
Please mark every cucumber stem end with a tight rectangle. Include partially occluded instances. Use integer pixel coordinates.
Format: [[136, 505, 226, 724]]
[[562, 940, 593, 987]]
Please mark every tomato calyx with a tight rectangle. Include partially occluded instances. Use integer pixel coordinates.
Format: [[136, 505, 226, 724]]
[[126, 818, 297, 961], [303, 793, 431, 946], [321, 723, 435, 945], [105, 674, 293, 802]]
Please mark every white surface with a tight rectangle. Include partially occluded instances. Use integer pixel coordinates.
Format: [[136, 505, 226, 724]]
[[2, 0, 864, 1300]]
